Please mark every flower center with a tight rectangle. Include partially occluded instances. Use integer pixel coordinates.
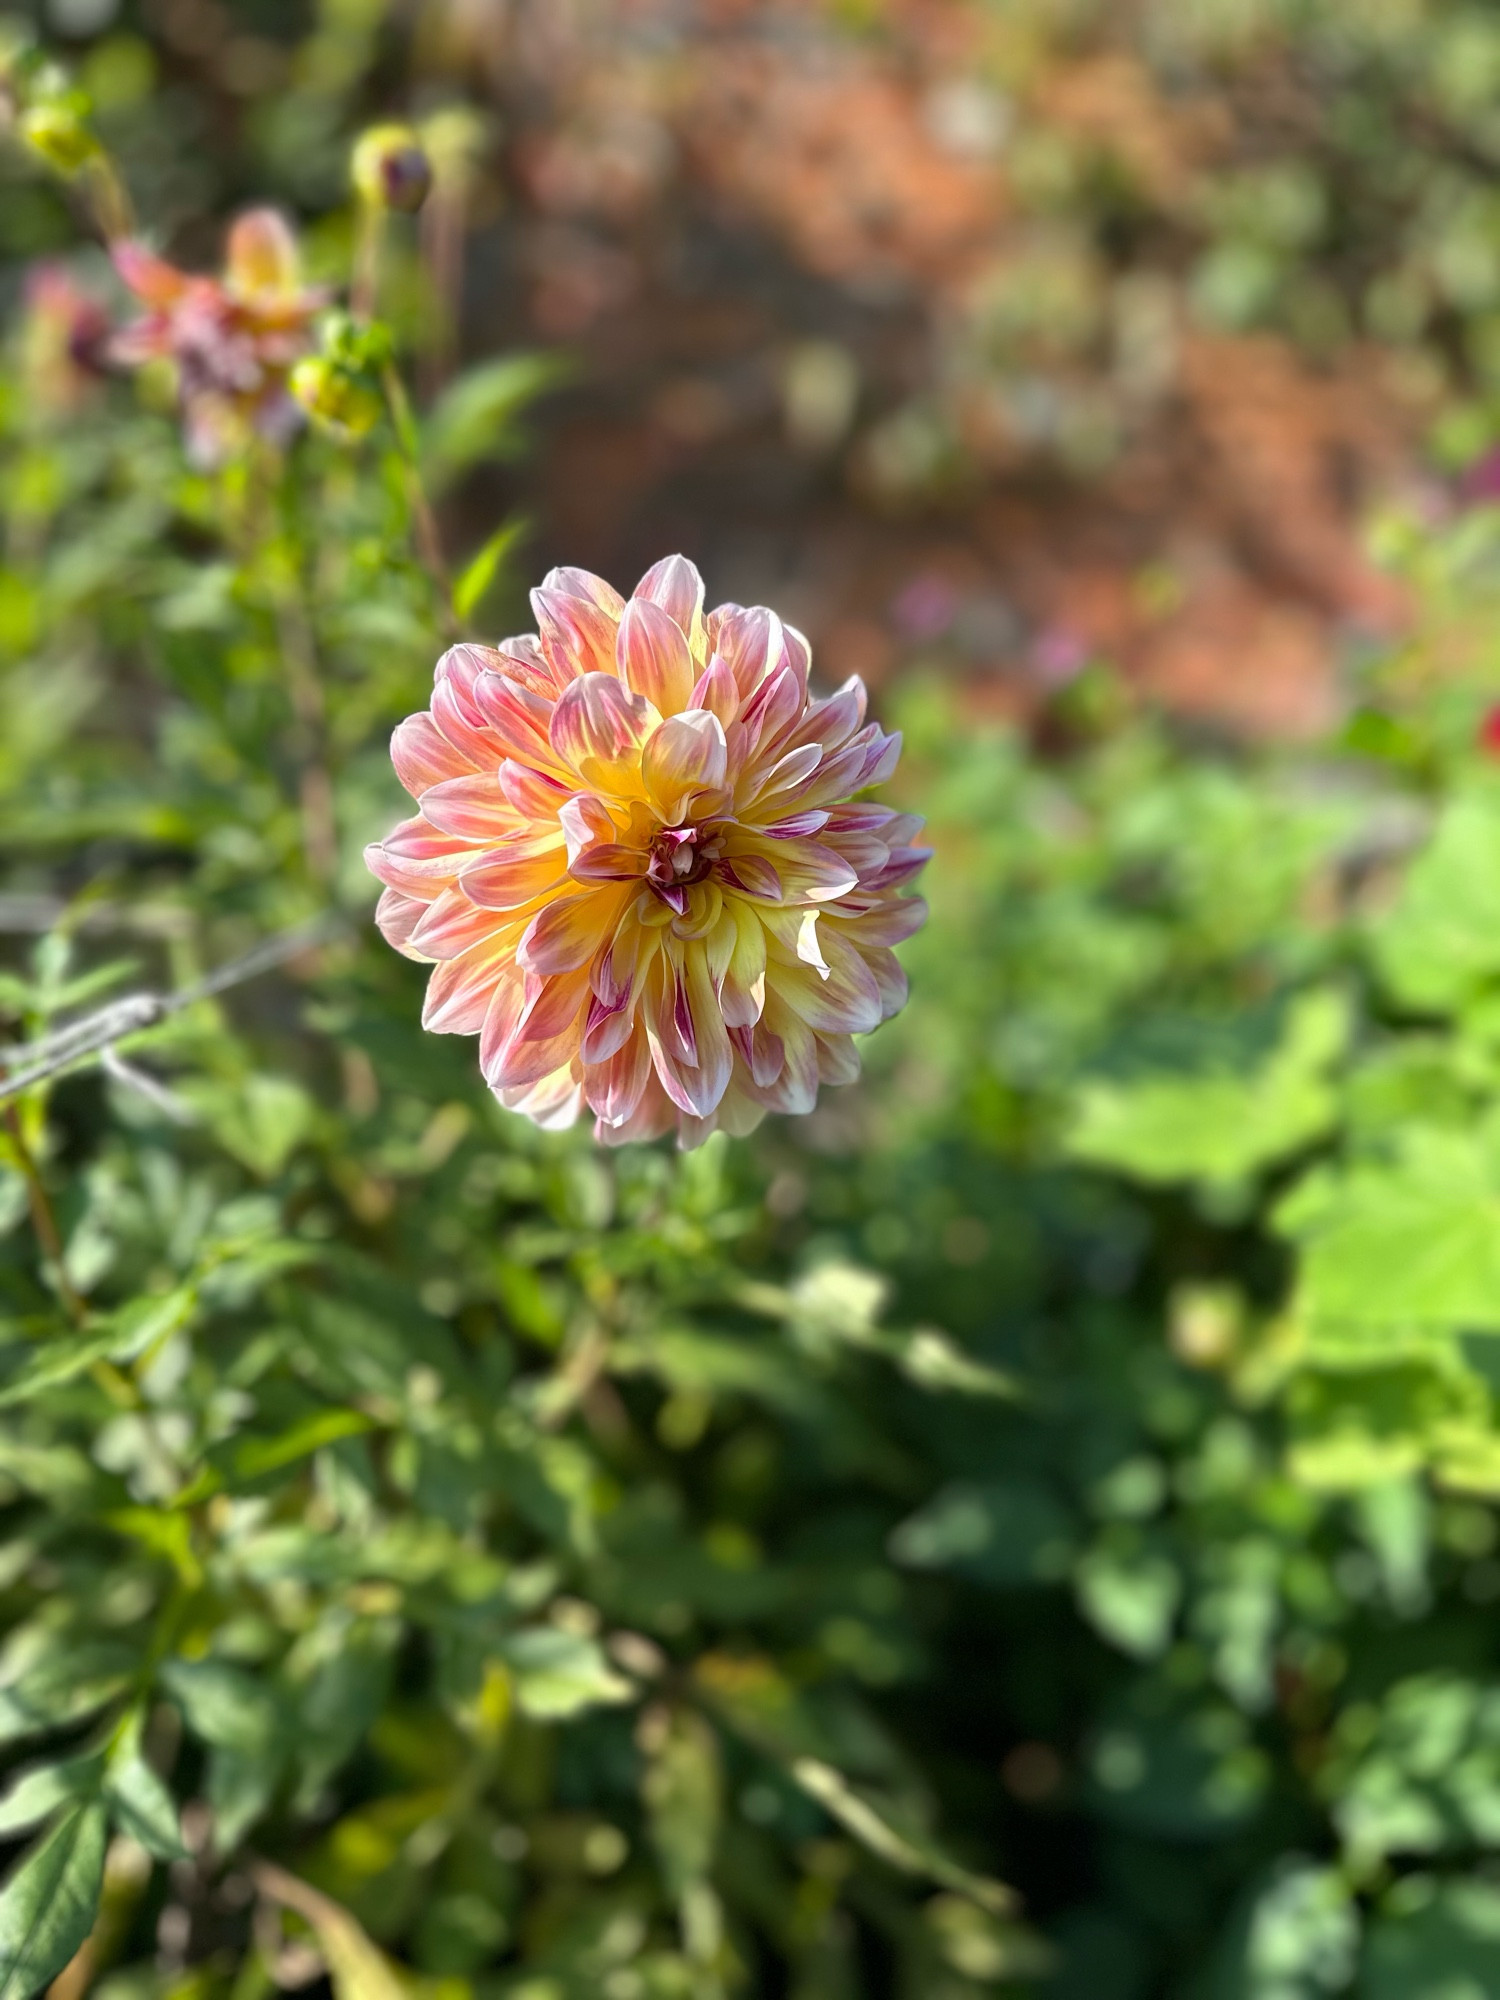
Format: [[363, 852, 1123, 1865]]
[[646, 822, 723, 912]]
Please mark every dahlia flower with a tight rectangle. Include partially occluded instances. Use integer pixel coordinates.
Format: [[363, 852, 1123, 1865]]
[[111, 208, 326, 466], [366, 558, 929, 1146]]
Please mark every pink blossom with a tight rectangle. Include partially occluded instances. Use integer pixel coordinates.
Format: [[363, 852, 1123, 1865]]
[[367, 558, 929, 1146]]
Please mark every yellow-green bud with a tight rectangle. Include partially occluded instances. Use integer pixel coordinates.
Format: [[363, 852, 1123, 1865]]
[[19, 101, 99, 176], [290, 356, 383, 442], [351, 123, 432, 214]]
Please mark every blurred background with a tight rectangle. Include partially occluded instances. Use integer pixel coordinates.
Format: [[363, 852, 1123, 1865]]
[[3, 0, 1475, 735]]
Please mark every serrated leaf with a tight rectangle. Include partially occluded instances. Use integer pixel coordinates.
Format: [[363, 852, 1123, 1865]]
[[1279, 1125, 1500, 1334], [1067, 990, 1349, 1191], [0, 1803, 107, 2000], [1369, 789, 1500, 1012], [0, 1287, 196, 1409]]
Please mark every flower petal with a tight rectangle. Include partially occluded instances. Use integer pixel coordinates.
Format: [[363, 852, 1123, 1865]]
[[633, 554, 705, 651], [618, 598, 695, 715], [419, 773, 523, 840], [518, 888, 623, 976], [642, 710, 728, 819], [408, 889, 508, 960], [225, 208, 301, 298], [532, 584, 619, 680], [550, 673, 656, 791], [393, 712, 475, 795], [458, 842, 568, 911]]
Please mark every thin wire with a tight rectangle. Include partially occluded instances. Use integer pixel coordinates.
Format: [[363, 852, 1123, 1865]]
[[0, 914, 342, 1104]]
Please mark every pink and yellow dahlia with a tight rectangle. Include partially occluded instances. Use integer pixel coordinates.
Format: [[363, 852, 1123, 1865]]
[[111, 208, 326, 466], [366, 558, 929, 1146]]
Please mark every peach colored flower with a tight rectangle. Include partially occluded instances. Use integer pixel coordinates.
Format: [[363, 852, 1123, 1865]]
[[111, 208, 326, 466], [366, 558, 929, 1146]]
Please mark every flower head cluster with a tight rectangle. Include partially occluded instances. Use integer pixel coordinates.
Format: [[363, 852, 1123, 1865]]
[[111, 208, 325, 466], [367, 558, 929, 1146]]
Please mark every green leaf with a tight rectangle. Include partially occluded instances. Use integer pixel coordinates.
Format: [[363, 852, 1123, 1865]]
[[0, 1287, 196, 1409], [791, 1758, 1015, 1915], [500, 1628, 635, 1721], [421, 355, 572, 493], [159, 1657, 281, 1756], [0, 1803, 107, 2000], [1279, 1124, 1500, 1334], [1360, 1877, 1500, 1999], [1067, 990, 1349, 1191], [1369, 789, 1500, 1012], [453, 517, 527, 625], [0, 1758, 101, 1839], [1218, 1860, 1359, 2000], [1328, 1674, 1500, 1863], [179, 1075, 314, 1180], [889, 1481, 1074, 1585], [0, 1644, 135, 1747], [1075, 1546, 1182, 1659], [104, 1716, 185, 1862]]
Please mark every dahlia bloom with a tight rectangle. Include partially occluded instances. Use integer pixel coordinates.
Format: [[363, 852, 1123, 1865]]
[[366, 558, 929, 1146], [111, 209, 326, 466]]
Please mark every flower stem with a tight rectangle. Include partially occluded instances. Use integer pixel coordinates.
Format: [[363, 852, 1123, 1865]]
[[4, 1099, 87, 1326]]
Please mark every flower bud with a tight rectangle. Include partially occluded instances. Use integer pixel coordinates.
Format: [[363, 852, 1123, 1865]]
[[289, 355, 383, 441], [19, 100, 99, 176], [351, 123, 432, 214]]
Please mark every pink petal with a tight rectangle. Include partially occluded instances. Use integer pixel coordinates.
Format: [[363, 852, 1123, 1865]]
[[816, 1034, 862, 1085], [794, 677, 868, 752], [584, 1022, 653, 1122], [471, 672, 571, 775], [550, 673, 655, 787], [689, 657, 741, 727], [381, 814, 481, 864], [618, 598, 695, 716], [835, 895, 928, 947], [517, 964, 593, 1046], [111, 241, 189, 308], [540, 566, 627, 617], [458, 842, 567, 911], [633, 554, 705, 645], [408, 889, 508, 960], [709, 605, 781, 698], [422, 942, 509, 1033], [558, 792, 618, 863], [374, 887, 427, 958], [595, 1074, 676, 1146], [393, 712, 476, 795], [767, 933, 883, 1035], [532, 585, 620, 680], [419, 773, 522, 840], [500, 759, 573, 818], [518, 889, 621, 976], [719, 853, 782, 901]]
